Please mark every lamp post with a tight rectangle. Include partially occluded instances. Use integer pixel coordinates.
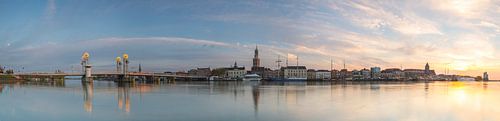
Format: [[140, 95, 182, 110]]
[[116, 57, 122, 73]]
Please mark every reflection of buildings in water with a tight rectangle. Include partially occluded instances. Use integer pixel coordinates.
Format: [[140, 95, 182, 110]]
[[232, 82, 246, 101], [0, 84, 3, 93], [252, 86, 260, 113], [425, 82, 429, 92], [190, 81, 245, 97], [483, 82, 488, 90], [369, 82, 380, 91], [117, 83, 131, 113], [82, 82, 94, 112], [281, 86, 306, 105], [424, 82, 430, 100]]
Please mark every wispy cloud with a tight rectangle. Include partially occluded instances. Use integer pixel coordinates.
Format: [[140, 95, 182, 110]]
[[86, 37, 233, 48], [1, 37, 238, 72], [428, 0, 492, 18], [330, 1, 442, 35], [3, 0, 500, 78]]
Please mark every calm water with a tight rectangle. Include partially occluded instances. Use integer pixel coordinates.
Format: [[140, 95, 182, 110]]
[[0, 80, 498, 121]]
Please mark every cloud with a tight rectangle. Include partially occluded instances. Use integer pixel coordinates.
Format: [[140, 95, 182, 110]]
[[287, 53, 297, 59], [330, 1, 443, 35], [86, 37, 232, 48], [4, 0, 500, 78], [428, 0, 492, 18], [1, 37, 237, 72]]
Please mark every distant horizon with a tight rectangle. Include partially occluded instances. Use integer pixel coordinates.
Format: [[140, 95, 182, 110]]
[[4, 50, 477, 78], [1, 0, 499, 79]]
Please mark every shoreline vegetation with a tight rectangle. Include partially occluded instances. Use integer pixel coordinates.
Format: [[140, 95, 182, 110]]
[[0, 74, 16, 80]]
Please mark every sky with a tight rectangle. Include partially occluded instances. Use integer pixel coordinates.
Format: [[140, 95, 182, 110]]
[[1, 0, 500, 79]]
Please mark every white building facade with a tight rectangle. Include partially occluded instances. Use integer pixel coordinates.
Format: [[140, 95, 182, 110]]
[[315, 70, 331, 80], [282, 66, 307, 80], [225, 62, 246, 80]]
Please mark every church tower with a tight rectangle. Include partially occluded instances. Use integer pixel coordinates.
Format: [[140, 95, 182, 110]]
[[252, 45, 260, 68], [425, 62, 430, 74]]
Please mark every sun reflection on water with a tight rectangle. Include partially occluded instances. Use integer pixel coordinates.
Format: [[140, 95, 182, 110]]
[[449, 82, 467, 104]]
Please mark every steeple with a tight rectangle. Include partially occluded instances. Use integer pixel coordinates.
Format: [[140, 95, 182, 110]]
[[254, 45, 259, 58], [252, 45, 260, 68], [425, 62, 430, 74], [234, 61, 238, 68], [138, 63, 142, 72]]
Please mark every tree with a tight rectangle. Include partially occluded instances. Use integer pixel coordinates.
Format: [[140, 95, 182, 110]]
[[211, 68, 226, 77], [475, 76, 483, 81], [5, 69, 13, 74]]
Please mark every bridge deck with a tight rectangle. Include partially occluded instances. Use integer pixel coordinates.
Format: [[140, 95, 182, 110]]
[[12, 73, 207, 79]]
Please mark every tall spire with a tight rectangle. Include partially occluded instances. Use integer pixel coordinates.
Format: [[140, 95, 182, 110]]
[[252, 45, 260, 68], [425, 62, 430, 74], [254, 45, 259, 58], [138, 63, 142, 72]]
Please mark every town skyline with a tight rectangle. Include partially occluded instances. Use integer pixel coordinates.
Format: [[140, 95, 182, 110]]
[[1, 0, 499, 79]]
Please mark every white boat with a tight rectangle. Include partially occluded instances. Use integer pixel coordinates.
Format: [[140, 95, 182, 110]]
[[243, 74, 262, 81], [457, 77, 475, 81]]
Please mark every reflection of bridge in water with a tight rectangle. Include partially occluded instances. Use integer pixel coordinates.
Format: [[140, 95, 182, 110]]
[[82, 81, 135, 113]]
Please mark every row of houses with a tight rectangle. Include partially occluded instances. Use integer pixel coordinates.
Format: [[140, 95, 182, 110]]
[[185, 65, 438, 81], [180, 46, 487, 81]]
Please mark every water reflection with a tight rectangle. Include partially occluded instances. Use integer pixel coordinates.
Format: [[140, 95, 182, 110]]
[[117, 82, 131, 113], [483, 81, 488, 90], [0, 84, 3, 93], [82, 82, 93, 112], [2, 80, 500, 121], [252, 85, 260, 114], [425, 81, 429, 92]]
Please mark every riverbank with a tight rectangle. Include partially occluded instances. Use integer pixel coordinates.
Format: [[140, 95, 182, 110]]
[[0, 74, 24, 83]]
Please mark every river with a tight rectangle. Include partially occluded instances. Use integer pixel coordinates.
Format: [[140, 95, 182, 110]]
[[0, 80, 496, 121]]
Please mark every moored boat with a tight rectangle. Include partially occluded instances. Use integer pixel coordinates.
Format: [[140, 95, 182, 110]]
[[243, 74, 262, 81]]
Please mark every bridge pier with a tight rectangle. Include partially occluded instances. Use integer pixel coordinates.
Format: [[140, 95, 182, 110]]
[[82, 65, 93, 83]]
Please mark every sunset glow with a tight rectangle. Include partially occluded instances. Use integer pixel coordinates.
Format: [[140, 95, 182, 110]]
[[0, 0, 499, 79], [2, 1, 500, 121]]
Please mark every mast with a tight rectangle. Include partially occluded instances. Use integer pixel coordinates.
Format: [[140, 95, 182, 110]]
[[276, 55, 282, 69], [343, 59, 346, 70], [286, 54, 289, 67], [296, 56, 299, 79], [331, 59, 333, 71], [296, 56, 299, 67]]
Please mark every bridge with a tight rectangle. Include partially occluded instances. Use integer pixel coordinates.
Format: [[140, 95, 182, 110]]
[[7, 52, 210, 83], [12, 73, 208, 82]]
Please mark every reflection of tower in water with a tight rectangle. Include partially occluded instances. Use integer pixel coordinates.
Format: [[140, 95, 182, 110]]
[[82, 82, 94, 112], [483, 82, 488, 90], [117, 82, 131, 113], [252, 86, 260, 114], [425, 82, 429, 92]]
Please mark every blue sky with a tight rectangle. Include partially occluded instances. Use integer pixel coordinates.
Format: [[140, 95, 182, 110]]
[[1, 0, 500, 78]]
